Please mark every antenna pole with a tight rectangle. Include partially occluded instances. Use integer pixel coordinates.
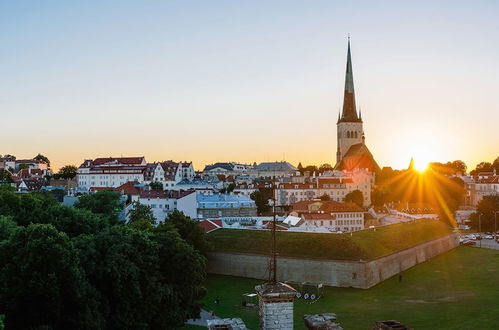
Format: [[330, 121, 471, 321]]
[[272, 177, 277, 283]]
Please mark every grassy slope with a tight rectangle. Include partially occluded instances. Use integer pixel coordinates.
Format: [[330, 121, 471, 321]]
[[208, 220, 452, 261], [199, 247, 499, 329]]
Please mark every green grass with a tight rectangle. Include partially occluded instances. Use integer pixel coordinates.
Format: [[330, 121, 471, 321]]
[[208, 220, 451, 260], [200, 246, 499, 329]]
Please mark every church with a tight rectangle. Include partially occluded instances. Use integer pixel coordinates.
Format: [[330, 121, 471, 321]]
[[334, 39, 380, 173]]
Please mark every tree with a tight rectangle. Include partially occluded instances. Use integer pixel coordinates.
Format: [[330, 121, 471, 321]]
[[164, 210, 210, 255], [39, 205, 108, 238], [33, 153, 50, 167], [250, 190, 270, 215], [371, 187, 389, 207], [149, 181, 163, 190], [345, 190, 364, 207], [0, 216, 17, 241], [0, 224, 101, 330], [319, 163, 334, 173], [0, 169, 12, 184], [128, 201, 156, 226], [17, 163, 29, 171], [319, 193, 330, 201], [0, 189, 58, 226], [55, 165, 78, 179], [470, 162, 493, 175], [493, 156, 499, 173], [75, 191, 123, 224], [470, 195, 499, 231], [226, 182, 236, 193], [303, 165, 318, 175], [74, 226, 206, 329], [2, 154, 15, 161]]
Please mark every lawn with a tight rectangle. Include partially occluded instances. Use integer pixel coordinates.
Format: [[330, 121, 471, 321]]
[[208, 220, 452, 260], [198, 246, 499, 329]]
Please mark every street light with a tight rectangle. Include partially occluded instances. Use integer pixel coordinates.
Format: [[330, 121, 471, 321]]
[[479, 213, 482, 248], [494, 210, 498, 241]]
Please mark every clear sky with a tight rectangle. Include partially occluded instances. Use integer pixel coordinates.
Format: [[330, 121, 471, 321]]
[[1, 1, 498, 171]]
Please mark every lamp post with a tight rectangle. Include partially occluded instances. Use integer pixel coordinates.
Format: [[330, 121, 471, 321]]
[[494, 211, 498, 241], [477, 213, 482, 248]]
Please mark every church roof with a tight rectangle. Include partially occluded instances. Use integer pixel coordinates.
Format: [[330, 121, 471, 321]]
[[334, 143, 380, 172], [338, 38, 361, 123]]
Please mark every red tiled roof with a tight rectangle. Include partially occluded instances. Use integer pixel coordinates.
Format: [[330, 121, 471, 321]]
[[302, 213, 334, 221], [114, 181, 141, 195], [92, 157, 145, 165], [198, 219, 222, 233]]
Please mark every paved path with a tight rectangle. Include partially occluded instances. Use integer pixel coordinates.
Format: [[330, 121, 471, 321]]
[[185, 309, 219, 327]]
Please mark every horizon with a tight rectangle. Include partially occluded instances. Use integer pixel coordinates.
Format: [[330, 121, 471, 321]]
[[2, 1, 498, 172]]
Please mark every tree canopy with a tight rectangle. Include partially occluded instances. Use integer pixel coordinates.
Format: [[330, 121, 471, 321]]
[[0, 189, 208, 329], [54, 165, 78, 179], [250, 189, 270, 215], [0, 170, 12, 184], [33, 153, 50, 167], [75, 190, 123, 224], [470, 195, 499, 231], [345, 190, 364, 207]]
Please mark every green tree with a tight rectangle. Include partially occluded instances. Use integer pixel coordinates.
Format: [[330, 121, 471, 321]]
[[75, 190, 123, 224], [0, 224, 101, 330], [149, 181, 163, 190], [56, 165, 78, 179], [74, 226, 206, 329], [470, 195, 499, 231], [33, 153, 50, 167], [319, 163, 334, 173], [39, 205, 108, 237], [226, 182, 236, 193], [319, 193, 330, 201], [128, 201, 156, 225], [16, 163, 29, 171], [345, 190, 364, 207], [0, 216, 17, 241], [0, 170, 12, 184], [0, 190, 58, 226], [250, 190, 270, 215], [164, 210, 210, 255], [470, 162, 493, 175]]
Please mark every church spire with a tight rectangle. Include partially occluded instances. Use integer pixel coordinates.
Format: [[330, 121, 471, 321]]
[[339, 37, 360, 122]]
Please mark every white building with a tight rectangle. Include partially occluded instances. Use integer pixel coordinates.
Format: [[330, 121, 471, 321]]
[[77, 157, 147, 190], [275, 169, 373, 207], [138, 189, 197, 224], [466, 171, 499, 206]]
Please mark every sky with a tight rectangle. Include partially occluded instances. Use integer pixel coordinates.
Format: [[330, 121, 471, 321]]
[[1, 1, 498, 172]]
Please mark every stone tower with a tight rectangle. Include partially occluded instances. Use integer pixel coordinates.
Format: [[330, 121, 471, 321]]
[[255, 282, 296, 330], [336, 38, 364, 166]]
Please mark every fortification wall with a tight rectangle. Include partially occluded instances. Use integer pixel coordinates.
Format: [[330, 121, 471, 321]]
[[207, 234, 459, 289]]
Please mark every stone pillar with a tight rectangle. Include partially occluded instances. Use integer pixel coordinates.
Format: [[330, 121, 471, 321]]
[[255, 282, 296, 330]]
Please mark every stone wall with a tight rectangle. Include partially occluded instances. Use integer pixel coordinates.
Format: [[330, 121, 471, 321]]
[[207, 234, 459, 289]]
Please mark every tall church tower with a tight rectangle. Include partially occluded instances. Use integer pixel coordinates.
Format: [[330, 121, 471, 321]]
[[336, 38, 364, 166]]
